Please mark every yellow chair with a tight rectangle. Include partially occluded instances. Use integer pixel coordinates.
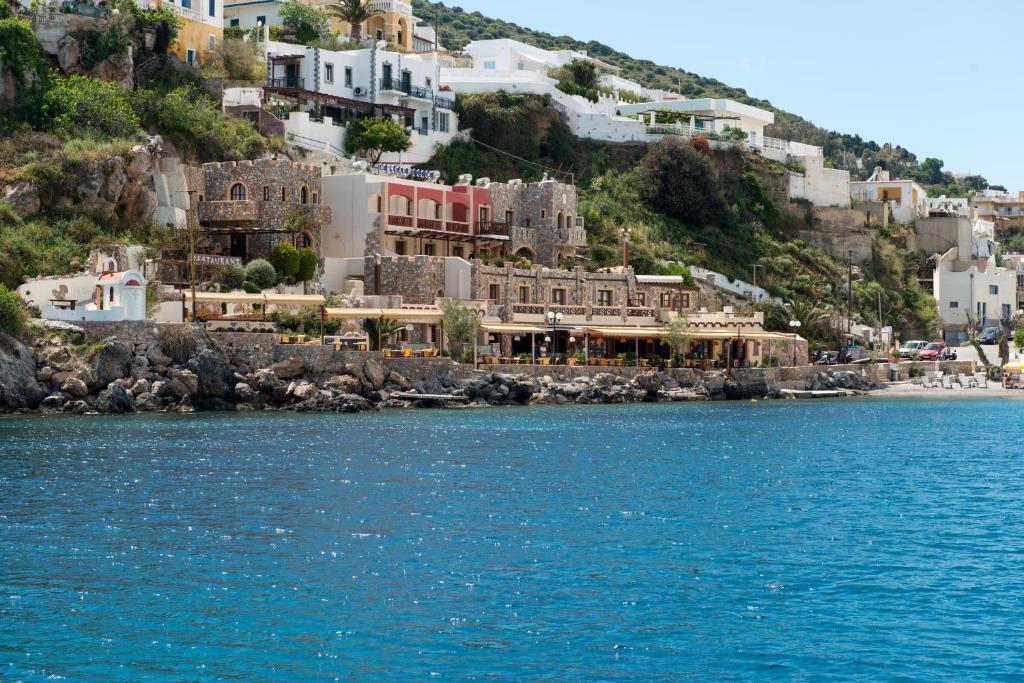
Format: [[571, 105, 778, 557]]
[[280, 334, 291, 344], [383, 349, 393, 358], [404, 348, 413, 358]]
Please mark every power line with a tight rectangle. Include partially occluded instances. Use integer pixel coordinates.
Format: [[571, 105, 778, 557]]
[[463, 134, 575, 185]]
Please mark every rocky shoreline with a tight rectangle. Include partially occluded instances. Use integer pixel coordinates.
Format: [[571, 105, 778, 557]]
[[0, 327, 882, 417]]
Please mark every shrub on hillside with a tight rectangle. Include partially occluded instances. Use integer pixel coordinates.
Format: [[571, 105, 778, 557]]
[[216, 265, 245, 289], [635, 138, 730, 228], [244, 259, 277, 289], [269, 242, 300, 280], [41, 75, 140, 139], [132, 86, 268, 161], [159, 325, 197, 364], [0, 284, 27, 336], [344, 116, 411, 164]]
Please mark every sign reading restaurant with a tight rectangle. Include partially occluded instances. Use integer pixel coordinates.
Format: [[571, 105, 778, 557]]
[[192, 254, 243, 268]]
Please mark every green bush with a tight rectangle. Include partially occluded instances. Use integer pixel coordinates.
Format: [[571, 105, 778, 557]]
[[0, 284, 27, 336], [216, 264, 246, 289], [244, 259, 277, 289], [296, 247, 317, 282], [279, 0, 330, 44], [344, 116, 411, 164], [635, 138, 730, 228], [269, 242, 300, 280], [242, 280, 262, 294], [42, 74, 140, 140]]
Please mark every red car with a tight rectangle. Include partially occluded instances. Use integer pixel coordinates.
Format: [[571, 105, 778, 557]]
[[917, 342, 946, 361]]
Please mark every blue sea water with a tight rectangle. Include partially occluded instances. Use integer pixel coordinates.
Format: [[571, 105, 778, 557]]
[[2, 399, 1024, 681]]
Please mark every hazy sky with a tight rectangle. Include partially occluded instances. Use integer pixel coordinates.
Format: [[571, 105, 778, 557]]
[[444, 0, 1022, 190]]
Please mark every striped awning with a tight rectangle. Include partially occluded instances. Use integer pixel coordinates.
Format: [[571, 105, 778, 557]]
[[185, 292, 326, 306], [323, 307, 443, 323]]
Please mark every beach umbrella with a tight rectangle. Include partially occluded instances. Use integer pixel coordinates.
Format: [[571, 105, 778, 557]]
[[1004, 361, 1024, 372]]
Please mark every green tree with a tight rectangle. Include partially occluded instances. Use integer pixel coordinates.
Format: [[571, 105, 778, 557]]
[[344, 116, 411, 164], [42, 75, 140, 139], [269, 242, 300, 280], [0, 284, 26, 336], [324, 0, 382, 43], [440, 299, 480, 360], [660, 315, 691, 364], [296, 247, 317, 282], [362, 317, 401, 351], [244, 258, 277, 289], [279, 0, 330, 44], [635, 138, 730, 228]]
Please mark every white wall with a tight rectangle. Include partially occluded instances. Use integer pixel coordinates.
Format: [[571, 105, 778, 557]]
[[443, 257, 472, 300], [283, 111, 455, 163], [934, 258, 1016, 328], [789, 155, 851, 208], [689, 266, 781, 304], [320, 173, 380, 261], [224, 1, 282, 29]]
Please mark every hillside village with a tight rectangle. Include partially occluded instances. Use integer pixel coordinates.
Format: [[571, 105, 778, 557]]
[[0, 0, 1018, 412]]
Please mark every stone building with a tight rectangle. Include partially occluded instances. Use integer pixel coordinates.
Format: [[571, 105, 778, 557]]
[[195, 159, 331, 262], [487, 178, 587, 267]]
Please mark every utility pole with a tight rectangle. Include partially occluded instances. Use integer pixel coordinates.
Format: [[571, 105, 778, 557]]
[[184, 189, 200, 322], [847, 249, 853, 339]]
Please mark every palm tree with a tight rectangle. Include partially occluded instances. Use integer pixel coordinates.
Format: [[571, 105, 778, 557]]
[[362, 317, 401, 351], [325, 0, 383, 44], [784, 299, 831, 339]]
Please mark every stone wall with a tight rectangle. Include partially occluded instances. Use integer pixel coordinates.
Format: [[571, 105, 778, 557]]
[[373, 255, 447, 305], [209, 331, 277, 369], [77, 321, 170, 345], [908, 216, 964, 256], [796, 206, 876, 264]]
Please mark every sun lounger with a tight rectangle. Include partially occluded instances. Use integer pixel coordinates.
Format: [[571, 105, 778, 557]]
[[959, 373, 978, 388], [922, 372, 936, 388], [942, 374, 956, 389], [975, 373, 988, 388]]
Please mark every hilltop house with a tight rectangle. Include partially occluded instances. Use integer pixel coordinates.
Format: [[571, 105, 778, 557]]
[[971, 191, 1024, 233], [933, 219, 1016, 343], [850, 167, 928, 225], [261, 41, 458, 163], [136, 0, 224, 66], [225, 0, 436, 53]]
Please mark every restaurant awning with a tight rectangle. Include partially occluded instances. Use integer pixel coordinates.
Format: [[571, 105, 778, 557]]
[[481, 323, 547, 334], [585, 326, 802, 341], [184, 292, 327, 306], [323, 307, 443, 323]]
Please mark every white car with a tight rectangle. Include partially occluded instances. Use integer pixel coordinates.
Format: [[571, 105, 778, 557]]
[[898, 340, 928, 358]]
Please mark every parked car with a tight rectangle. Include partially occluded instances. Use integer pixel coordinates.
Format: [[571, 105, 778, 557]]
[[978, 327, 1004, 345], [899, 340, 928, 358], [918, 342, 948, 361]]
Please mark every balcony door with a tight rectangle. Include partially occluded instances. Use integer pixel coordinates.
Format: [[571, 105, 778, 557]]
[[381, 63, 393, 88], [401, 70, 412, 94], [285, 63, 299, 89]]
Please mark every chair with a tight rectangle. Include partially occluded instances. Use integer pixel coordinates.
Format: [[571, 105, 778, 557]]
[[383, 349, 394, 358], [404, 348, 413, 358], [975, 372, 988, 388], [942, 374, 955, 389], [922, 371, 935, 388], [959, 373, 978, 389]]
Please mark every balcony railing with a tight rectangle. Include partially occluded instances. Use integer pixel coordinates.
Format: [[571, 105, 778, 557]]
[[447, 221, 470, 234], [627, 307, 658, 318], [412, 126, 429, 136], [163, 2, 201, 22], [434, 95, 455, 109], [268, 77, 305, 90], [417, 218, 443, 230], [477, 220, 509, 236], [367, 0, 412, 15], [388, 215, 414, 228], [379, 78, 432, 99]]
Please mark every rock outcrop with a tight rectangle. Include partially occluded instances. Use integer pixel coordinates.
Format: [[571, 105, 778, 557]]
[[0, 333, 44, 412]]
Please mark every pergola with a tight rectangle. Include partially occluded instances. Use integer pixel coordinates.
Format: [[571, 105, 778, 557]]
[[323, 307, 445, 351], [182, 291, 326, 320], [584, 326, 803, 367]]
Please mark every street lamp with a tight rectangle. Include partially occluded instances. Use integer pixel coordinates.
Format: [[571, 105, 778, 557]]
[[789, 320, 802, 367], [373, 252, 382, 296], [547, 310, 563, 357], [621, 227, 631, 269]]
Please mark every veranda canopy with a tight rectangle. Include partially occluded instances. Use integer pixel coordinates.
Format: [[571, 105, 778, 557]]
[[185, 292, 326, 306], [480, 323, 547, 335], [323, 308, 443, 323]]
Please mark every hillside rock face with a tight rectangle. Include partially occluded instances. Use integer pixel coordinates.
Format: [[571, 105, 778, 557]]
[[0, 334, 44, 412]]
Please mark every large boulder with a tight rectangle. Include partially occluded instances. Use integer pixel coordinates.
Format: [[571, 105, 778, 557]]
[[186, 349, 236, 398], [5, 182, 40, 217], [94, 384, 136, 414], [326, 374, 363, 395], [90, 338, 133, 389], [363, 358, 387, 390], [56, 35, 80, 73], [60, 377, 90, 398], [0, 333, 44, 411], [270, 356, 305, 380]]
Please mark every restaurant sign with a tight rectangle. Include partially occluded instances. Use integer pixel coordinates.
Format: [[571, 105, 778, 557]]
[[192, 254, 243, 268], [373, 164, 441, 182]]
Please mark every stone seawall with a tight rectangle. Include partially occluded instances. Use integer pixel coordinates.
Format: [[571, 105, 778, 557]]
[[210, 332, 277, 370]]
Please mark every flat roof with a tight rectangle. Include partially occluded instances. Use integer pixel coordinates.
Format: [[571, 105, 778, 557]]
[[615, 98, 774, 125]]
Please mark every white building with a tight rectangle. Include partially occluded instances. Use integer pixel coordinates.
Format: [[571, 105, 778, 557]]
[[850, 167, 929, 225], [264, 42, 458, 163], [933, 219, 1016, 343], [33, 265, 149, 324]]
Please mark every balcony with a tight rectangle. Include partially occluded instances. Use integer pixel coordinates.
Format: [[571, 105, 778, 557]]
[[198, 200, 258, 223], [434, 95, 456, 109], [268, 77, 305, 90], [477, 220, 510, 237], [380, 78, 432, 100], [388, 215, 414, 228], [163, 2, 200, 22], [447, 221, 470, 234], [367, 0, 412, 15], [417, 218, 443, 230]]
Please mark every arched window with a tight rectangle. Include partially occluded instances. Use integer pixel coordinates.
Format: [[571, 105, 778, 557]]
[[301, 233, 313, 249], [557, 212, 565, 229], [300, 186, 308, 204], [229, 183, 246, 201]]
